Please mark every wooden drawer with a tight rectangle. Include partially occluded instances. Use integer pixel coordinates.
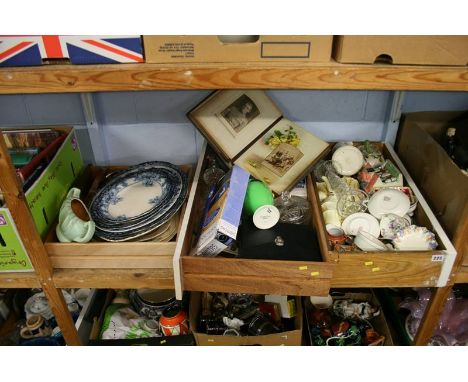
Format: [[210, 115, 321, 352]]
[[174, 143, 334, 299], [310, 142, 456, 288], [45, 164, 192, 272]]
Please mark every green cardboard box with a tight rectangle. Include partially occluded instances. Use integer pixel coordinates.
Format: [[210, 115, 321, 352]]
[[0, 127, 83, 272], [0, 209, 33, 272]]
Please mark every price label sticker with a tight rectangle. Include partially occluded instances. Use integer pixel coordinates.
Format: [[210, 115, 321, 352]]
[[208, 338, 215, 342], [364, 261, 373, 266], [298, 265, 308, 270], [431, 255, 445, 262], [310, 271, 320, 277]]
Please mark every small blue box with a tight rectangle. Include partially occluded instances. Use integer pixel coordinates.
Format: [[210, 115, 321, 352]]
[[196, 165, 250, 256]]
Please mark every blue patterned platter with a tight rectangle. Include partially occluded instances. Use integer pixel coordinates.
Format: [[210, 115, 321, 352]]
[[90, 162, 187, 232]]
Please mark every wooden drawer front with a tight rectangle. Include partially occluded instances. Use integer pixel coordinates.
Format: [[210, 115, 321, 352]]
[[47, 242, 175, 269], [183, 257, 333, 296], [331, 253, 442, 288], [310, 142, 456, 287], [45, 165, 192, 271], [177, 143, 334, 297]]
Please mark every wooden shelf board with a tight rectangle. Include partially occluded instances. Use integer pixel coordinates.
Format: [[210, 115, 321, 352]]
[[454, 266, 468, 284], [53, 268, 174, 289], [0, 272, 41, 288], [1, 61, 468, 94]]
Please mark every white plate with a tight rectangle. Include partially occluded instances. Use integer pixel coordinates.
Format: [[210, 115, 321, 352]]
[[342, 212, 380, 237], [331, 145, 364, 176], [368, 189, 410, 219]]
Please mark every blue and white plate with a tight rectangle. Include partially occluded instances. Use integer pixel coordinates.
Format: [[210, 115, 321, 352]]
[[89, 161, 188, 241]]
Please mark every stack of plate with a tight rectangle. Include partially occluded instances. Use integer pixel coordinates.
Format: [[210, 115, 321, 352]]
[[89, 161, 188, 242]]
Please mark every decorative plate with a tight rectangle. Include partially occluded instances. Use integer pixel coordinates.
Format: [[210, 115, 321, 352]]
[[342, 212, 380, 237], [392, 225, 438, 250], [331, 145, 364, 176], [380, 213, 411, 239], [368, 188, 410, 219], [90, 162, 185, 227]]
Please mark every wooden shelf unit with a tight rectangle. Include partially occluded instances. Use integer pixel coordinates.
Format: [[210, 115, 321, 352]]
[[0, 61, 467, 94], [1, 60, 467, 346]]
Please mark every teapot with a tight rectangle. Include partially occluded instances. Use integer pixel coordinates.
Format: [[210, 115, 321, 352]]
[[56, 188, 95, 243]]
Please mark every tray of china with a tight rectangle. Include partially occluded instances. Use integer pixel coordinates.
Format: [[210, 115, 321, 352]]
[[308, 141, 456, 289]]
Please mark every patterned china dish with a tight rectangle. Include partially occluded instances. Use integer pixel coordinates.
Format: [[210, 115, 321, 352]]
[[90, 162, 186, 227], [90, 161, 188, 242], [392, 225, 438, 250], [379, 213, 411, 240]]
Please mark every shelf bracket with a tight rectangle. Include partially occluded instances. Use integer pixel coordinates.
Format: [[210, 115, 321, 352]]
[[80, 93, 108, 166], [383, 91, 406, 145]]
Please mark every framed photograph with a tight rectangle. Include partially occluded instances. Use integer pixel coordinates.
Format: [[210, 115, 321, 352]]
[[234, 119, 330, 194], [188, 90, 282, 161], [218, 94, 260, 136]]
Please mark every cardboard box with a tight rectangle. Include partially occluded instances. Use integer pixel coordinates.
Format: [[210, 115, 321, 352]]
[[87, 290, 195, 346], [189, 292, 303, 346], [334, 36, 468, 66], [304, 290, 394, 346], [143, 35, 332, 63], [0, 209, 33, 272], [0, 36, 143, 67], [196, 165, 250, 256], [0, 127, 83, 272], [396, 112, 468, 266]]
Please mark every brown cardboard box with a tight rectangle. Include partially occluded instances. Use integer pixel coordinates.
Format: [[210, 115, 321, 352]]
[[304, 290, 394, 346], [143, 35, 332, 63], [334, 36, 468, 66], [396, 112, 468, 266], [189, 292, 303, 345], [86, 290, 195, 346]]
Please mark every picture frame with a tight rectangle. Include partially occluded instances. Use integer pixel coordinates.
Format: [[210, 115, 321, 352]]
[[188, 90, 282, 161], [188, 90, 330, 194]]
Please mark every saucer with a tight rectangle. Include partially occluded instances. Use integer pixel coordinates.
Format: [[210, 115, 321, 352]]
[[342, 213, 380, 237], [392, 225, 438, 250], [368, 189, 410, 219], [354, 230, 387, 251]]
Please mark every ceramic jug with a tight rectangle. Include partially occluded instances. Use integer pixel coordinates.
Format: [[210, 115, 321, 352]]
[[56, 188, 95, 243]]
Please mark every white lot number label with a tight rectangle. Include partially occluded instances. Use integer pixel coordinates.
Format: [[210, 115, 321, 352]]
[[431, 255, 445, 262]]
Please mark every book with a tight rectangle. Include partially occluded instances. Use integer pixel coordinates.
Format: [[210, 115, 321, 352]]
[[16, 134, 66, 183], [188, 90, 330, 194], [2, 129, 60, 150]]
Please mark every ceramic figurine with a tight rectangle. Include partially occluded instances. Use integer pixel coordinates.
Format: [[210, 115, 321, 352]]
[[56, 188, 95, 243]]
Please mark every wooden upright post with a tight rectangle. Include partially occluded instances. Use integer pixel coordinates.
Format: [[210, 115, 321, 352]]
[[0, 134, 81, 345]]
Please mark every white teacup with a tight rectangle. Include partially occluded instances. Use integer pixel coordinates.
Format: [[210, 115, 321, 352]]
[[323, 209, 341, 227]]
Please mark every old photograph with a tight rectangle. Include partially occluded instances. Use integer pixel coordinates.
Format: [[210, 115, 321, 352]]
[[219, 94, 260, 135]]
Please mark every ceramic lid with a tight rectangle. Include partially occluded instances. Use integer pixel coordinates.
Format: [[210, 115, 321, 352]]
[[253, 205, 280, 229], [331, 145, 364, 176], [368, 189, 411, 219], [342, 212, 380, 237]]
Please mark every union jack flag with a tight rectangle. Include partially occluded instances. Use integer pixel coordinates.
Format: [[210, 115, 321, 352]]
[[0, 35, 143, 66]]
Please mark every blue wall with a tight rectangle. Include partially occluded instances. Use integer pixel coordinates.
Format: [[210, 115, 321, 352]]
[[1, 90, 467, 165]]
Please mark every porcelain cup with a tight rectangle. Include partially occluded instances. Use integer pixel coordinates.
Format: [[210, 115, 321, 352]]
[[56, 188, 95, 243]]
